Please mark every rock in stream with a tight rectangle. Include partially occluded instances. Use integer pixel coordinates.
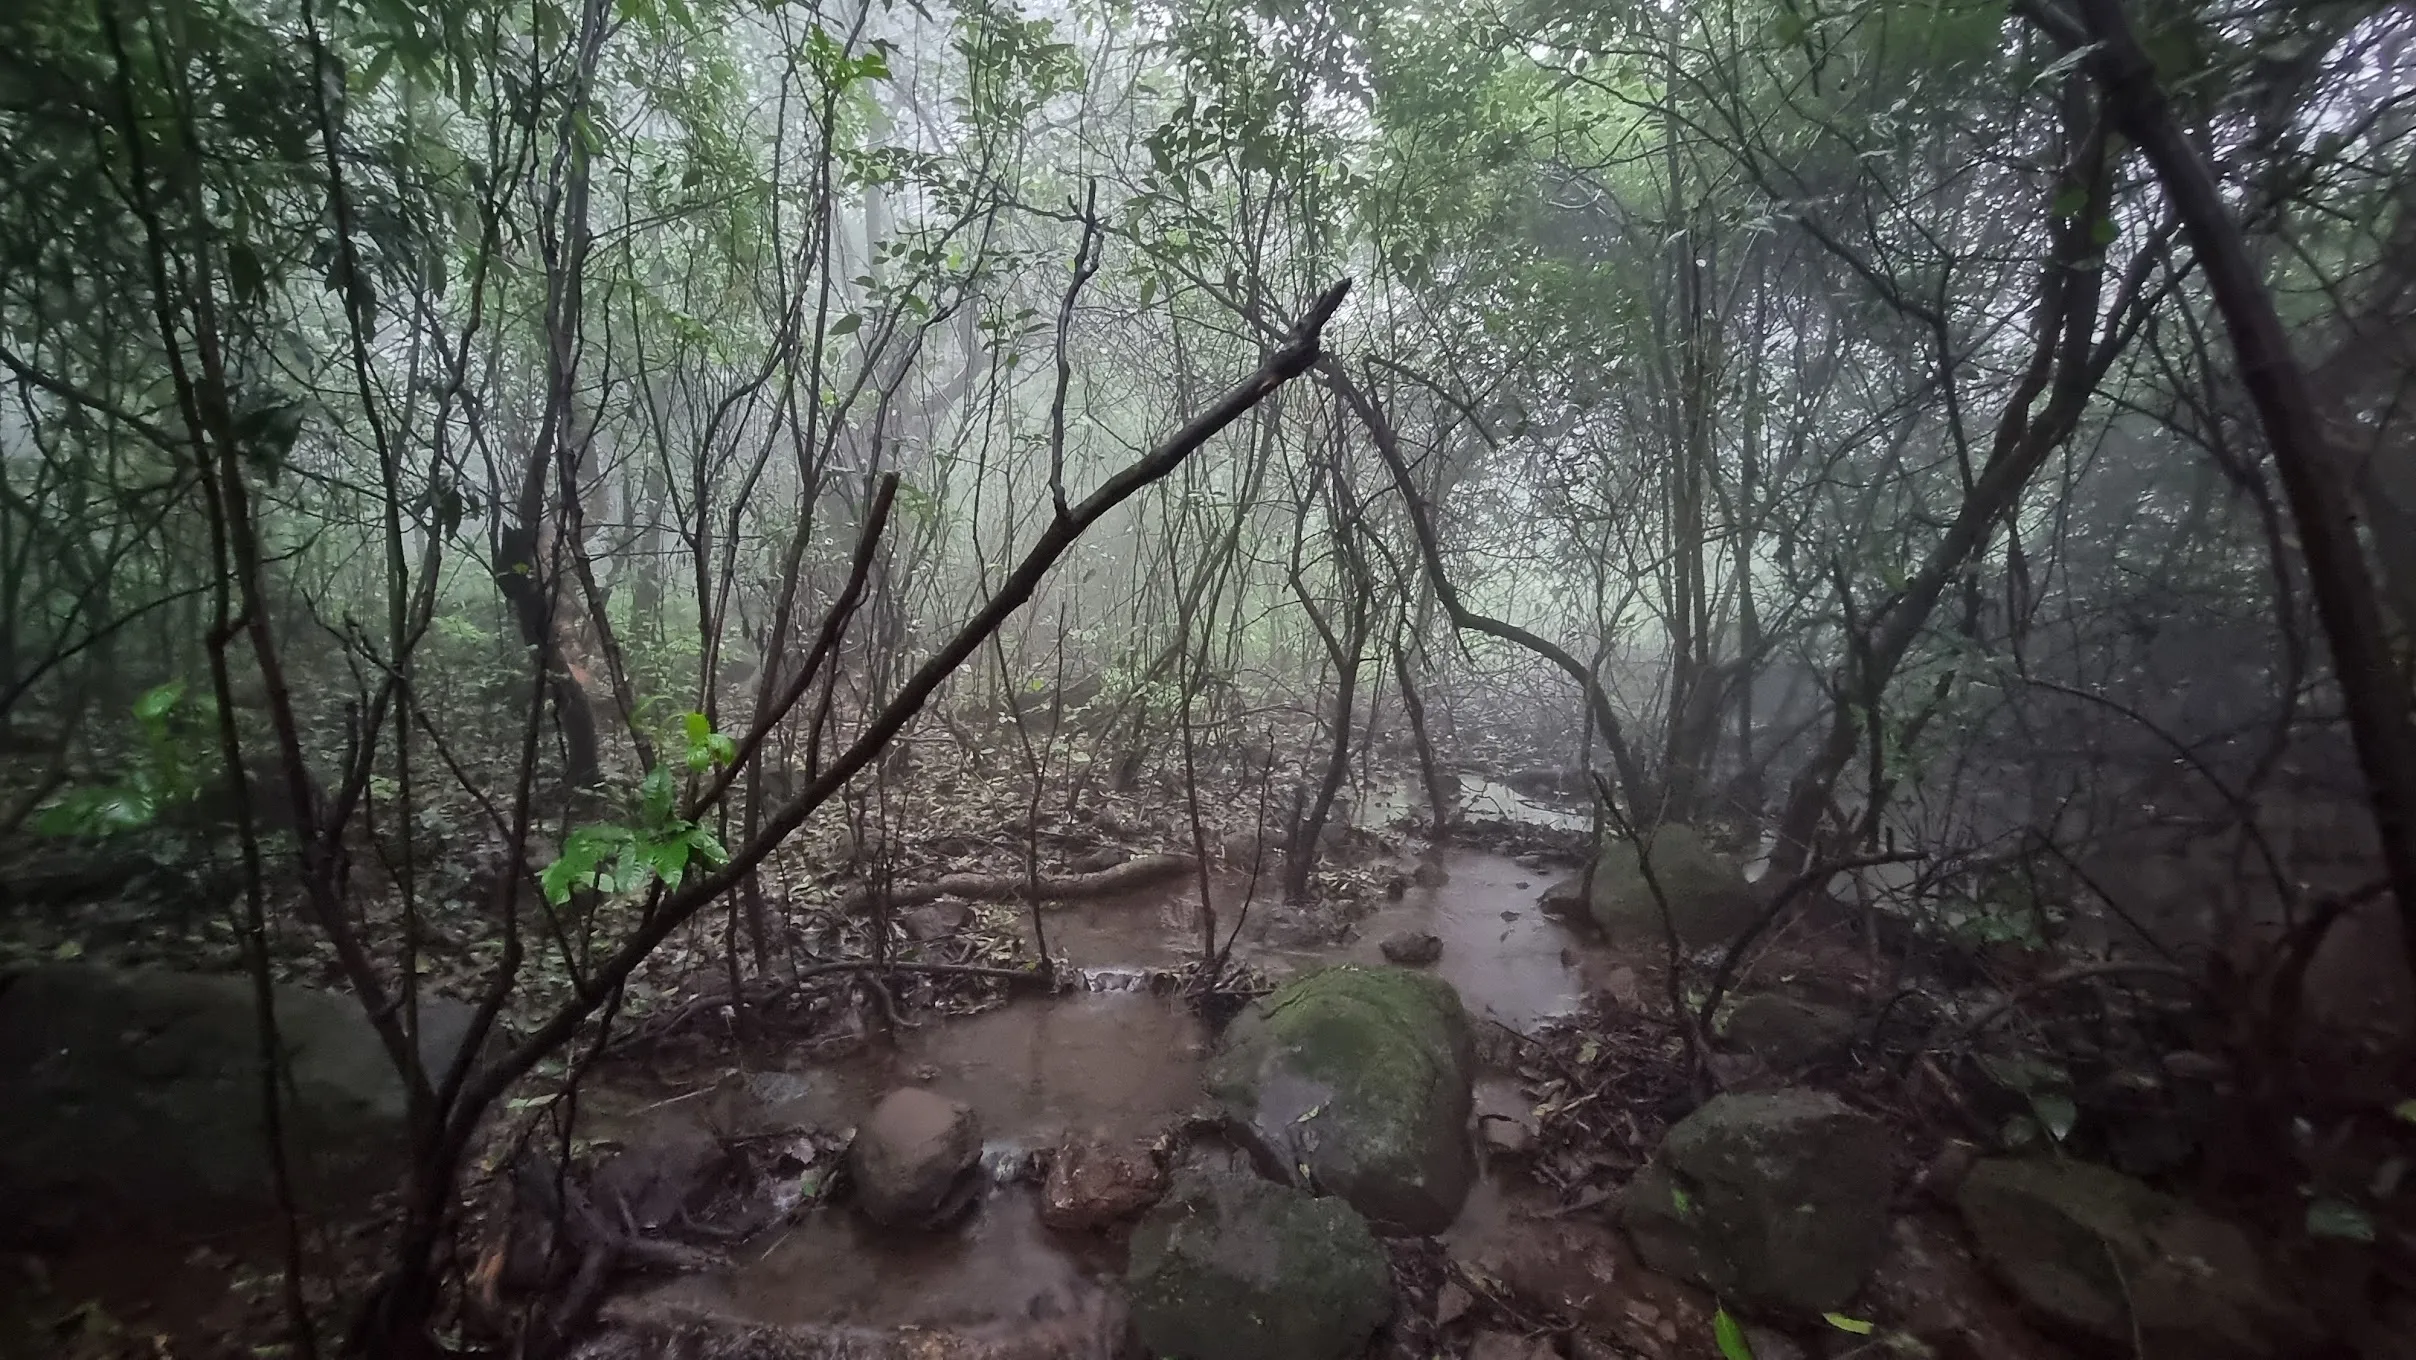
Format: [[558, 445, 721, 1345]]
[[1208, 964, 1476, 1234], [1126, 1164, 1392, 1360], [848, 1088, 982, 1229]]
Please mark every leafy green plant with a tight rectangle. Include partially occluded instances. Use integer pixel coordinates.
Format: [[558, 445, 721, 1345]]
[[34, 682, 215, 836], [539, 722, 733, 905]]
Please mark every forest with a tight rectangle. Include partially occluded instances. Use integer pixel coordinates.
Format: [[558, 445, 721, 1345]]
[[0, 0, 2410, 1355]]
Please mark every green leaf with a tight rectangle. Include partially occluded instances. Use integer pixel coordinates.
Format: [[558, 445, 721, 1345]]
[[2050, 184, 2089, 219], [133, 681, 186, 723], [645, 836, 693, 889], [1823, 1312, 1875, 1335], [829, 312, 862, 336], [686, 825, 729, 865], [640, 765, 676, 826], [2391, 1099, 2416, 1125], [53, 940, 84, 960], [2091, 215, 2119, 246], [2307, 1198, 2376, 1243], [34, 786, 158, 836], [1671, 1185, 1694, 1217], [1713, 1307, 1755, 1360]]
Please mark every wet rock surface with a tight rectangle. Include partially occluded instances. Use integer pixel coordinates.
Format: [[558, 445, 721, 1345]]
[[0, 963, 475, 1242], [1864, 1213, 2069, 1360], [1125, 1164, 1392, 1360], [1038, 1134, 1167, 1233], [1719, 993, 1856, 1070], [1209, 964, 1477, 1233], [1455, 1206, 1719, 1360], [1619, 1088, 1893, 1314], [848, 1088, 983, 1229], [1379, 930, 1443, 965], [1957, 1156, 2321, 1358], [1586, 825, 1759, 948]]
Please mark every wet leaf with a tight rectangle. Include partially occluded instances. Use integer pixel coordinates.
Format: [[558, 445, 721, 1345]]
[[1824, 1312, 1875, 1335], [2307, 1198, 2375, 1243], [1713, 1307, 1754, 1360]]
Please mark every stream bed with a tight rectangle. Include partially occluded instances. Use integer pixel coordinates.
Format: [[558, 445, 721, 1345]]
[[590, 813, 1609, 1346]]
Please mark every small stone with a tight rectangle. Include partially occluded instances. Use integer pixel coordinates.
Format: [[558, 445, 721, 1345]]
[[1435, 1280, 1474, 1327], [848, 1087, 982, 1228], [1380, 930, 1445, 966], [1039, 1135, 1167, 1233], [1480, 1116, 1535, 1159]]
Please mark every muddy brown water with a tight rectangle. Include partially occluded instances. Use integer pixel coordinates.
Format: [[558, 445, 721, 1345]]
[[603, 836, 1609, 1341]]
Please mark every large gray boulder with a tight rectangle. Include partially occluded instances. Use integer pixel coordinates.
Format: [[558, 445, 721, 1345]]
[[0, 963, 476, 1243], [1208, 965, 1476, 1234], [848, 1087, 983, 1228], [1957, 1157, 2321, 1358], [1620, 1089, 1893, 1313], [1588, 825, 1758, 948], [1126, 1165, 1392, 1360]]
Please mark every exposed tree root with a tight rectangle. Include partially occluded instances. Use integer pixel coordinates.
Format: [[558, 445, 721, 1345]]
[[831, 851, 1195, 914]]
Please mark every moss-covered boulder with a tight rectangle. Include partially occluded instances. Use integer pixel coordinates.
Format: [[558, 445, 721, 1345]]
[[1587, 824, 1758, 948], [1208, 965, 1475, 1234], [1620, 1089, 1893, 1313], [1127, 1165, 1392, 1360], [1957, 1157, 2321, 1357]]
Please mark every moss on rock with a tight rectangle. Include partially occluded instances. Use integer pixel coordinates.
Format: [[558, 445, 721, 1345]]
[[1127, 1165, 1392, 1360], [1208, 965, 1475, 1234]]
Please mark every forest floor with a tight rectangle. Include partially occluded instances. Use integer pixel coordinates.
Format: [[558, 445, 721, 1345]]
[[1, 739, 2401, 1360]]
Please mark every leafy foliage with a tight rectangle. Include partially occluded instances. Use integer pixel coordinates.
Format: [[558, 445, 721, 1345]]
[[34, 684, 214, 837], [539, 724, 732, 905]]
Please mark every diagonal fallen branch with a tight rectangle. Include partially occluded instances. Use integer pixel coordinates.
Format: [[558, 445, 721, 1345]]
[[422, 276, 1356, 1202]]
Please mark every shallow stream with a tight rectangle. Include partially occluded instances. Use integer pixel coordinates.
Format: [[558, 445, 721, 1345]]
[[594, 789, 1608, 1342]]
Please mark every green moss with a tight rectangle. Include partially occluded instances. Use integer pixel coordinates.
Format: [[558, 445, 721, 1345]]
[[1209, 966, 1476, 1233]]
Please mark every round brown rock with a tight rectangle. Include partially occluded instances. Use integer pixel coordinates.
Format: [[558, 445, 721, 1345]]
[[848, 1087, 982, 1228]]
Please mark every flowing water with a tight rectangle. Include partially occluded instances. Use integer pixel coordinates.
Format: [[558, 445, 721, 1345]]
[[602, 801, 1608, 1343]]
